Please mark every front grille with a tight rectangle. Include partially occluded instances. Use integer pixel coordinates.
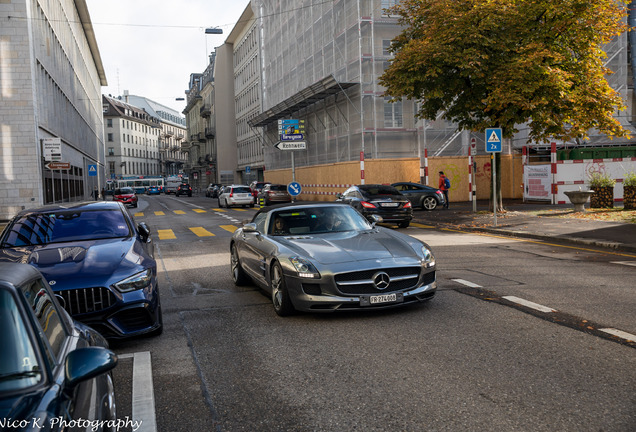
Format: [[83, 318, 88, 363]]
[[57, 287, 117, 316], [335, 267, 422, 295], [112, 308, 154, 332]]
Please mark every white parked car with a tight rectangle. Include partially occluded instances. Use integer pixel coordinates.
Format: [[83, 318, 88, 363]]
[[218, 185, 255, 208]]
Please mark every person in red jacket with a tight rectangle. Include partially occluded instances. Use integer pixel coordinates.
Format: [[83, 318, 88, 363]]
[[438, 171, 449, 209]]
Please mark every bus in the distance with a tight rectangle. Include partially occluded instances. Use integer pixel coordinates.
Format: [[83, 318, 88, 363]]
[[107, 176, 165, 194], [164, 175, 184, 194]]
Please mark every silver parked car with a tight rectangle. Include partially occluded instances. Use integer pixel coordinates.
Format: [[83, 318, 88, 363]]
[[230, 202, 436, 316], [218, 185, 255, 208]]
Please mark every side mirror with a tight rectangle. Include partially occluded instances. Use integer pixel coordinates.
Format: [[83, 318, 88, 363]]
[[336, 193, 343, 200], [369, 214, 383, 226], [64, 347, 118, 390], [242, 223, 259, 233], [138, 222, 151, 242]]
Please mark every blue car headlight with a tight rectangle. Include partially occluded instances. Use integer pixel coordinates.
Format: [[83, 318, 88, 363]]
[[289, 257, 320, 278], [113, 269, 152, 293], [421, 246, 435, 268]]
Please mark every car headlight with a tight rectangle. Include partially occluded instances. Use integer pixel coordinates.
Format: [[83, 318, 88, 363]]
[[113, 269, 152, 292], [421, 246, 435, 268], [289, 257, 320, 278]]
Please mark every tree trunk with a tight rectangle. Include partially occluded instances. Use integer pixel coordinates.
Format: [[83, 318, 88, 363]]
[[489, 153, 504, 212]]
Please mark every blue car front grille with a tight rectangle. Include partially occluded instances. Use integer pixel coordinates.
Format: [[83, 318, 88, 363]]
[[57, 287, 117, 316]]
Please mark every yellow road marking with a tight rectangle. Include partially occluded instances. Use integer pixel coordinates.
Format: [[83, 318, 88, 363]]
[[220, 225, 238, 233], [411, 222, 434, 229], [212, 208, 226, 212], [157, 229, 176, 240], [174, 210, 186, 215], [193, 209, 206, 213], [189, 227, 215, 237], [234, 208, 247, 212], [134, 212, 144, 217], [155, 211, 165, 216]]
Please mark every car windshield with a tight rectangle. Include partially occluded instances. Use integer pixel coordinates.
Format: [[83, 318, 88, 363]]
[[269, 185, 287, 191], [115, 188, 134, 195], [268, 206, 371, 235], [232, 187, 251, 194], [1, 209, 131, 247], [0, 288, 42, 392]]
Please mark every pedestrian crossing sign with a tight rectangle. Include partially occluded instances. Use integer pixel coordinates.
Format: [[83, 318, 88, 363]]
[[485, 128, 502, 153], [88, 164, 97, 176]]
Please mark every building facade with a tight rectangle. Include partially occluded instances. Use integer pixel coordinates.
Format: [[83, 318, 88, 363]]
[[102, 96, 162, 179], [0, 0, 106, 220], [125, 94, 188, 177]]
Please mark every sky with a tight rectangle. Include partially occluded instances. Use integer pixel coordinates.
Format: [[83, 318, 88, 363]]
[[85, 0, 251, 113]]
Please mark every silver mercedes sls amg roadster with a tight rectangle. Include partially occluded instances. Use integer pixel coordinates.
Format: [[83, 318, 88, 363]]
[[230, 202, 436, 316]]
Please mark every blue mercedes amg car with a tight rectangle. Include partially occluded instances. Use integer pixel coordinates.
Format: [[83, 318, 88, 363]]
[[0, 201, 162, 340]]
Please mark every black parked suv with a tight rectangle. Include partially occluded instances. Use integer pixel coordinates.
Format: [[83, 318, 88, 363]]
[[176, 183, 193, 197]]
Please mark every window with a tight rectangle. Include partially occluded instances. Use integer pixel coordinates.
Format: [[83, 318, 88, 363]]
[[382, 40, 392, 56], [384, 97, 403, 128], [107, 119, 113, 127], [107, 133, 113, 142], [108, 147, 114, 156]]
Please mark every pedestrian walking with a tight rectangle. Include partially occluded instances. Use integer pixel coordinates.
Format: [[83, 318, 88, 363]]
[[438, 171, 450, 209], [101, 188, 106, 200], [92, 187, 99, 201]]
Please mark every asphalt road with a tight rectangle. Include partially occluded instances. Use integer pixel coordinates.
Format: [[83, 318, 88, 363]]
[[109, 194, 636, 432]]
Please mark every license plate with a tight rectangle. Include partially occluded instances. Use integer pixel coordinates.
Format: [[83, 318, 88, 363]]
[[370, 293, 397, 304], [380, 202, 399, 207]]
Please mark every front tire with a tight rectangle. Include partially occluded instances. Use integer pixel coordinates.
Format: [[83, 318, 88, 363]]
[[421, 196, 438, 211], [230, 244, 250, 285], [218, 198, 223, 208], [270, 262, 295, 316]]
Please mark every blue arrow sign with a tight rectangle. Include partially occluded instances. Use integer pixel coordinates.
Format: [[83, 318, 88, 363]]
[[287, 181, 302, 197], [485, 128, 502, 153]]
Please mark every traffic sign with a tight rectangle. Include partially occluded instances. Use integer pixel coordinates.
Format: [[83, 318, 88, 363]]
[[88, 164, 97, 176], [45, 162, 71, 170], [43, 138, 62, 161], [485, 128, 502, 152], [274, 141, 306, 150], [287, 181, 302, 197]]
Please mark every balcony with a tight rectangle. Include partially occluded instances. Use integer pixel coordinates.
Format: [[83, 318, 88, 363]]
[[175, 132, 184, 140], [205, 127, 215, 139], [164, 130, 174, 138], [200, 104, 211, 118], [190, 132, 203, 142]]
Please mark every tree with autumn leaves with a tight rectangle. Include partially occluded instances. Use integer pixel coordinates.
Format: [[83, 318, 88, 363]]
[[379, 0, 632, 210]]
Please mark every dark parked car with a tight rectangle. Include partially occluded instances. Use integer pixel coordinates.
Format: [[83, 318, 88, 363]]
[[391, 182, 445, 210], [0, 201, 162, 339], [0, 262, 118, 429], [113, 187, 138, 208], [257, 183, 292, 206], [206, 183, 222, 198], [230, 202, 436, 316], [336, 184, 413, 228], [176, 183, 193, 197], [249, 181, 271, 198]]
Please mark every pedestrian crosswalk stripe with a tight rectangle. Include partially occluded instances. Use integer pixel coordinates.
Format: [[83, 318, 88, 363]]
[[212, 208, 226, 212], [234, 208, 247, 212], [155, 211, 165, 216], [174, 210, 186, 215], [157, 229, 176, 240], [220, 225, 238, 233], [135, 212, 144, 217], [193, 209, 206, 213], [189, 227, 215, 237]]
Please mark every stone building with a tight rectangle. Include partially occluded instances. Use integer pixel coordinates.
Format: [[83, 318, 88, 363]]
[[0, 0, 106, 220]]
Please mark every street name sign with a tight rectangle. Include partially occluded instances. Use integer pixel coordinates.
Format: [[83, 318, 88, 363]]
[[274, 141, 306, 150]]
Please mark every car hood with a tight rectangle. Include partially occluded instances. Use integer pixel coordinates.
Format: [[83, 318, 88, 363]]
[[0, 238, 147, 289], [277, 229, 418, 265], [0, 390, 50, 426]]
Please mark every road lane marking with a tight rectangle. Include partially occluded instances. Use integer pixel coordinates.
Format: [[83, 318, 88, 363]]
[[212, 208, 226, 212], [502, 296, 557, 313], [190, 227, 215, 237], [132, 351, 157, 432], [610, 261, 636, 267], [600, 328, 636, 342], [233, 208, 248, 211], [174, 210, 186, 215], [220, 225, 238, 233], [193, 209, 207, 213], [452, 279, 482, 288], [154, 211, 165, 216], [157, 229, 176, 240], [411, 222, 435, 229], [135, 212, 144, 217]]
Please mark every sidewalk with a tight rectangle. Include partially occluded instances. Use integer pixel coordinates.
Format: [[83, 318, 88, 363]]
[[413, 199, 636, 254]]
